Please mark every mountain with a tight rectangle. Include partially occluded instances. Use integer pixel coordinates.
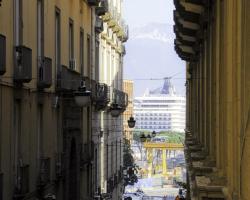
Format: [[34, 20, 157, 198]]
[[130, 23, 175, 44], [123, 23, 186, 96]]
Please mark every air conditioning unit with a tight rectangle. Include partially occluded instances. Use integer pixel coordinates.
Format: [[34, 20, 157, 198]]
[[38, 56, 52, 88], [14, 45, 32, 83], [95, 16, 103, 33], [69, 59, 76, 70], [0, 34, 6, 75]]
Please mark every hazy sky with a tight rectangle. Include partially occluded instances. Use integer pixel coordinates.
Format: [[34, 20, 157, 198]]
[[123, 0, 175, 28], [123, 0, 186, 96]]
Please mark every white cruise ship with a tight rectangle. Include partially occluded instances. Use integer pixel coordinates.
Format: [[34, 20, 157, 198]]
[[134, 78, 186, 132]]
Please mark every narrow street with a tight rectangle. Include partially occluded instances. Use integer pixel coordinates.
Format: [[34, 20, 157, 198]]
[[2, 0, 249, 200]]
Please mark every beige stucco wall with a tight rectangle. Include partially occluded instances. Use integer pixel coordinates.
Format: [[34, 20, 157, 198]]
[[0, 0, 94, 199]]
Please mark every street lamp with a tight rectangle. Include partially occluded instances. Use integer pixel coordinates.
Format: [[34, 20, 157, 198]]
[[146, 134, 151, 142], [152, 131, 156, 138], [74, 80, 91, 107], [140, 133, 147, 143], [127, 116, 136, 128]]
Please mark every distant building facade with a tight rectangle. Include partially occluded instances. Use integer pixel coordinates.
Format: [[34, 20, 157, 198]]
[[134, 78, 185, 132], [123, 80, 134, 143]]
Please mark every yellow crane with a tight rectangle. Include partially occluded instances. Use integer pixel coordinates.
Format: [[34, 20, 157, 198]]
[[143, 142, 184, 177]]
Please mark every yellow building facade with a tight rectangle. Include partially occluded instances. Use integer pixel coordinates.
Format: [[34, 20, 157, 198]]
[[174, 0, 250, 200], [0, 0, 129, 199]]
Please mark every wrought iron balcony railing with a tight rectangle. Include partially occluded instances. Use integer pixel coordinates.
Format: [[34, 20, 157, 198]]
[[112, 88, 128, 111], [95, 0, 109, 16], [93, 83, 110, 110]]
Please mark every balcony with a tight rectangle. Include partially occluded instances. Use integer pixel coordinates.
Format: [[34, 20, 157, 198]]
[[14, 46, 32, 83], [57, 65, 82, 91], [93, 83, 110, 110], [95, 0, 108, 16], [87, 0, 100, 6], [0, 34, 6, 75], [95, 16, 104, 33], [112, 88, 128, 111], [117, 20, 129, 42], [37, 56, 52, 89], [37, 157, 50, 187], [13, 165, 29, 199]]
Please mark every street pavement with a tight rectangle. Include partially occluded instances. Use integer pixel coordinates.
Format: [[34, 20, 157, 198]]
[[125, 178, 179, 199]]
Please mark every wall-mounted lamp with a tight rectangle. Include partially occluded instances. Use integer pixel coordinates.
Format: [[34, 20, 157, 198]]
[[74, 80, 91, 107], [110, 103, 123, 117], [127, 116, 136, 128]]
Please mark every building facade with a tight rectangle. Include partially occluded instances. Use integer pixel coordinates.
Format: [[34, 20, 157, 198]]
[[174, 0, 250, 200], [0, 0, 128, 200], [134, 79, 186, 133], [123, 80, 134, 143], [93, 0, 129, 199]]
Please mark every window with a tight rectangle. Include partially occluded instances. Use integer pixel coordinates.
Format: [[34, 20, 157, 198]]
[[95, 40, 99, 81], [87, 34, 91, 77], [55, 8, 60, 78], [37, 0, 44, 58], [69, 19, 74, 68], [14, 0, 23, 45], [80, 28, 84, 75]]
